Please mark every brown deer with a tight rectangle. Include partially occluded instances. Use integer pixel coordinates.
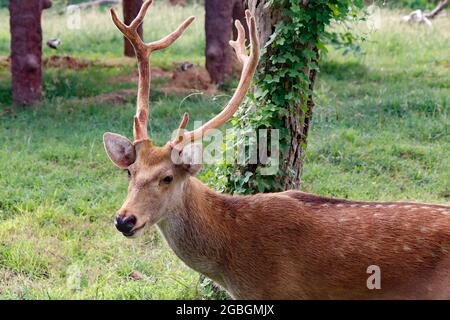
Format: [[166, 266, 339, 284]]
[[103, 0, 450, 299]]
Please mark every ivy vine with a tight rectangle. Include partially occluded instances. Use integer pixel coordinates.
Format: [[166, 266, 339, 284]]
[[209, 0, 365, 194]]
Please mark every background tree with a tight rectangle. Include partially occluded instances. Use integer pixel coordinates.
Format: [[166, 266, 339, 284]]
[[205, 0, 247, 84], [122, 0, 143, 57], [218, 0, 364, 193], [9, 0, 52, 105]]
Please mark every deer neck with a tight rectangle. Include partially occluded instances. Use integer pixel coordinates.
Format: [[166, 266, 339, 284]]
[[156, 177, 230, 281]]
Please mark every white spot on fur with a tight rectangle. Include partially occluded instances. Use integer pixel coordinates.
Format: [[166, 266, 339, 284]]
[[403, 245, 412, 252], [420, 227, 430, 233]]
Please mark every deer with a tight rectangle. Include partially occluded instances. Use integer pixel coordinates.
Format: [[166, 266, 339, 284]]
[[103, 0, 450, 299]]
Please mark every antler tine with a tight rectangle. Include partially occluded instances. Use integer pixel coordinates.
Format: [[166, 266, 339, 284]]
[[129, 0, 153, 31], [171, 10, 260, 149], [110, 8, 129, 36], [110, 0, 152, 53], [246, 10, 259, 63], [111, 0, 194, 56], [229, 20, 247, 65], [147, 16, 196, 52], [110, 0, 195, 143], [173, 112, 190, 145]]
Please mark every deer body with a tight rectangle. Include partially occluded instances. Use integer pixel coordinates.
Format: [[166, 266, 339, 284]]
[[102, 1, 450, 300], [155, 176, 450, 299]]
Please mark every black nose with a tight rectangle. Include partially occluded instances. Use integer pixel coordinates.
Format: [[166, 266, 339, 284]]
[[114, 215, 137, 233]]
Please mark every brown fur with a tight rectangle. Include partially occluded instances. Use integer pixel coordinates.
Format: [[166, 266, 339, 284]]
[[113, 141, 450, 300], [105, 3, 450, 299]]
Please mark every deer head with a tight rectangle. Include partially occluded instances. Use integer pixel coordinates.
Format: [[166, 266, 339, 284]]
[[103, 0, 260, 237]]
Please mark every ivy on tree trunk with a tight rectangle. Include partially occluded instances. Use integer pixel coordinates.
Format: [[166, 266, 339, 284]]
[[218, 0, 363, 194], [9, 0, 52, 106]]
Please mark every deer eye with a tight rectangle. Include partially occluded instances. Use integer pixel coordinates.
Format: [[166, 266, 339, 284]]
[[161, 175, 173, 185]]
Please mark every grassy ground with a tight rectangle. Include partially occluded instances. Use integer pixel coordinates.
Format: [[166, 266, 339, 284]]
[[0, 4, 449, 299]]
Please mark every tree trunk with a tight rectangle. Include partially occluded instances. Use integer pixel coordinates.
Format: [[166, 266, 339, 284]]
[[9, 0, 52, 106], [122, 0, 143, 57], [281, 48, 319, 189], [245, 0, 319, 191], [205, 0, 247, 84]]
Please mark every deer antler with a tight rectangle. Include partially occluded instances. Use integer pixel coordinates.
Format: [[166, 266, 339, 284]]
[[110, 0, 195, 143], [170, 10, 260, 149]]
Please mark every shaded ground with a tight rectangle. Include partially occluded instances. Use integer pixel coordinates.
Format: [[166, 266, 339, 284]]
[[161, 63, 217, 96], [109, 62, 217, 96], [0, 55, 90, 70], [81, 89, 136, 106], [44, 56, 90, 70], [109, 66, 172, 83]]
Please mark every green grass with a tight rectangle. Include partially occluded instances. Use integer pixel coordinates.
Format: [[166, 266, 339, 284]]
[[306, 12, 450, 201], [0, 1, 205, 65], [0, 5, 449, 299]]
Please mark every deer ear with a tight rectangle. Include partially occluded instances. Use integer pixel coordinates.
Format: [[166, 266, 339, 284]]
[[171, 143, 203, 176], [103, 132, 136, 169]]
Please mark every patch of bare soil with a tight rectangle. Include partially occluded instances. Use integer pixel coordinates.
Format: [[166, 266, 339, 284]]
[[152, 67, 173, 78], [161, 63, 217, 96], [109, 67, 172, 84], [44, 55, 90, 70], [0, 55, 90, 71], [81, 89, 136, 106]]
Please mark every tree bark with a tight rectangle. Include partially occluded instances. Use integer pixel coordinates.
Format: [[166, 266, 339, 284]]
[[9, 0, 52, 106], [122, 0, 143, 57], [205, 0, 247, 84], [281, 48, 319, 189]]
